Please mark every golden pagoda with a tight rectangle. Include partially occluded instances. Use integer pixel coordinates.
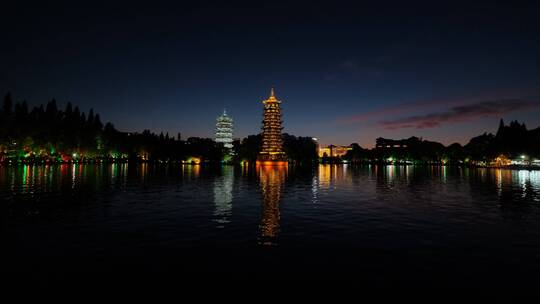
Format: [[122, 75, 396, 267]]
[[257, 87, 287, 164]]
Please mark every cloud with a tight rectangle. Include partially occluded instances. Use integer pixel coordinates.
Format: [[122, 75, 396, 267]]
[[339, 100, 438, 123], [379, 98, 540, 130]]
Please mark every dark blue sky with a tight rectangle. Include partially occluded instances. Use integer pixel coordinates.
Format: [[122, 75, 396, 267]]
[[2, 0, 539, 147]]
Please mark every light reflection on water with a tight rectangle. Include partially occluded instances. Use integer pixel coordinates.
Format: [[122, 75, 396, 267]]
[[213, 166, 234, 227], [1, 164, 539, 250], [258, 165, 287, 246], [3, 164, 540, 284], [2, 164, 539, 206]]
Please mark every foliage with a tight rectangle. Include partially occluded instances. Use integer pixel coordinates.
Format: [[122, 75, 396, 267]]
[[0, 93, 319, 164], [0, 93, 224, 163], [343, 119, 540, 164], [233, 133, 318, 164]]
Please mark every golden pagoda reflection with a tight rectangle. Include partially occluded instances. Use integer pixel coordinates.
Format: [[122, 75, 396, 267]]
[[257, 164, 287, 246]]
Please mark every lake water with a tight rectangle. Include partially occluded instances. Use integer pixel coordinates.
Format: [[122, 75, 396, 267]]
[[2, 164, 540, 286]]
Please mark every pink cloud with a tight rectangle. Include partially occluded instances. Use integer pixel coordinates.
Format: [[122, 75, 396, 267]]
[[339, 100, 447, 123], [379, 98, 540, 130], [338, 87, 540, 125]]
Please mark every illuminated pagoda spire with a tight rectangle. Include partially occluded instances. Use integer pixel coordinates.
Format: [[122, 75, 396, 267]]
[[215, 109, 234, 150], [258, 87, 287, 163]]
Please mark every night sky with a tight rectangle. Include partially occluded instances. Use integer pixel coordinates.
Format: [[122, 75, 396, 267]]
[[2, 1, 539, 147]]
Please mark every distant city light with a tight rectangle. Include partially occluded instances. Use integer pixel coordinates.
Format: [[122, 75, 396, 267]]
[[521, 155, 526, 159], [186, 157, 201, 164]]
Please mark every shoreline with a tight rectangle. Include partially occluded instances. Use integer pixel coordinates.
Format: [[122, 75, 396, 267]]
[[1, 160, 539, 171]]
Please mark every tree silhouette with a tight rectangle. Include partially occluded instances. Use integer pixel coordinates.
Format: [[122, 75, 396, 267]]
[[1, 91, 538, 165]]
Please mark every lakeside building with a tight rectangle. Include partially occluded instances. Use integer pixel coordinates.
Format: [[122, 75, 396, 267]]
[[509, 155, 535, 166], [375, 137, 418, 149], [487, 154, 540, 168], [257, 88, 287, 164], [318, 145, 352, 158]]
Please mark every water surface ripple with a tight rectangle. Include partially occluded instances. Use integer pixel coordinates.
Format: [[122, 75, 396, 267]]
[[2, 164, 540, 286]]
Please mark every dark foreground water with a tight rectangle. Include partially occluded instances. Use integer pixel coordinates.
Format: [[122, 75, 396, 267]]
[[2, 164, 540, 287]]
